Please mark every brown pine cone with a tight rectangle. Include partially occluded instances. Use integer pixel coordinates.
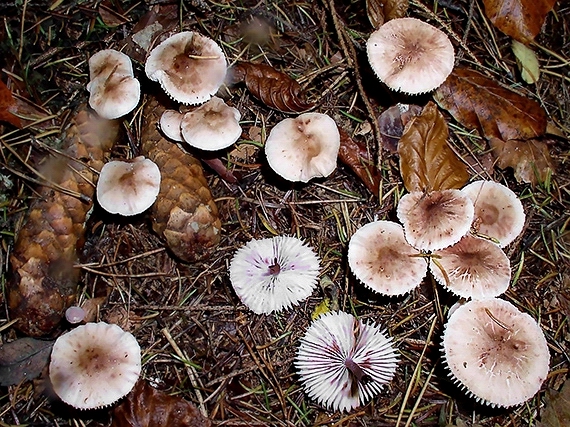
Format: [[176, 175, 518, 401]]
[[141, 97, 221, 262], [9, 108, 120, 336]]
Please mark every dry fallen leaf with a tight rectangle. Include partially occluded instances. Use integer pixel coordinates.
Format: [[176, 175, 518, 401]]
[[365, 0, 409, 28], [512, 40, 540, 84], [228, 62, 314, 113], [377, 104, 422, 153], [537, 378, 570, 427], [338, 128, 381, 196], [0, 80, 22, 128], [398, 102, 470, 193], [0, 337, 53, 386], [482, 0, 557, 43], [112, 380, 211, 427]]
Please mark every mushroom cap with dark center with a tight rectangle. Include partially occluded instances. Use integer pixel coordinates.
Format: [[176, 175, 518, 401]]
[[429, 234, 511, 299], [397, 189, 474, 251], [264, 112, 340, 182], [461, 180, 525, 247], [145, 31, 227, 105], [366, 17, 455, 94], [442, 298, 549, 407], [348, 220, 427, 295]]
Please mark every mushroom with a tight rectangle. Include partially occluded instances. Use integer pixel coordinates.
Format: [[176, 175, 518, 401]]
[[145, 31, 227, 105], [49, 322, 141, 409], [429, 234, 511, 299], [96, 156, 161, 216], [228, 235, 320, 314], [366, 17, 455, 94], [348, 220, 427, 296], [397, 189, 474, 251], [442, 298, 550, 407], [295, 311, 399, 412], [87, 49, 141, 119], [180, 96, 242, 150], [265, 112, 340, 183], [461, 180, 525, 247], [159, 110, 185, 142]]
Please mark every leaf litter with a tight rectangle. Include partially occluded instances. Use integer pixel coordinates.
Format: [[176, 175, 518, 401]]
[[0, 1, 568, 426]]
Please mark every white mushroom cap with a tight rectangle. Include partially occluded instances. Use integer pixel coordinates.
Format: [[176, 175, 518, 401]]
[[429, 234, 511, 299], [366, 17, 455, 94], [49, 322, 141, 409], [461, 180, 525, 247], [87, 49, 140, 119], [295, 311, 399, 412], [159, 110, 185, 142], [180, 96, 242, 150], [145, 31, 227, 105], [442, 298, 550, 407], [265, 112, 340, 183], [97, 156, 161, 216], [228, 235, 320, 314], [348, 220, 427, 296], [397, 189, 474, 251]]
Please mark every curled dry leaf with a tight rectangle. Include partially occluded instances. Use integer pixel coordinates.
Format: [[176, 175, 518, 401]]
[[228, 62, 314, 113], [482, 0, 557, 43], [366, 0, 409, 28], [338, 128, 381, 196], [112, 380, 211, 427], [0, 80, 22, 128], [398, 102, 470, 193], [378, 104, 422, 152], [0, 337, 54, 386]]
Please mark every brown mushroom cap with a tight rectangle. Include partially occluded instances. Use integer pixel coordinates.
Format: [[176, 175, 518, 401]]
[[265, 112, 340, 183], [87, 49, 140, 119], [461, 180, 525, 247], [348, 220, 427, 296], [366, 17, 455, 94], [180, 96, 242, 150], [397, 189, 474, 251], [442, 298, 550, 407], [49, 322, 141, 409], [97, 156, 161, 216], [429, 234, 511, 299], [145, 31, 227, 105]]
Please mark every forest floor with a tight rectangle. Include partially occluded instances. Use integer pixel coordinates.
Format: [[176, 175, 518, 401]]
[[0, 1, 569, 426]]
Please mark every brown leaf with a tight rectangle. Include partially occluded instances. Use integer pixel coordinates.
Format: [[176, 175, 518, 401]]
[[112, 380, 211, 427], [434, 68, 547, 142], [0, 80, 22, 128], [377, 104, 422, 153], [0, 337, 54, 386], [228, 62, 314, 113], [98, 0, 129, 27], [398, 102, 470, 193], [490, 137, 556, 185], [537, 378, 570, 427], [482, 0, 557, 43], [338, 128, 381, 196], [366, 0, 409, 28]]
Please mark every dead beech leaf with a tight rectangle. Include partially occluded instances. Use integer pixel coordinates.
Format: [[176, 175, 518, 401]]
[[490, 137, 555, 185], [366, 0, 409, 28], [434, 68, 547, 142], [482, 0, 557, 43], [398, 102, 470, 193], [537, 378, 570, 427], [0, 337, 54, 386], [377, 104, 422, 153], [338, 128, 381, 195], [228, 62, 314, 113], [112, 380, 211, 427], [0, 80, 22, 128]]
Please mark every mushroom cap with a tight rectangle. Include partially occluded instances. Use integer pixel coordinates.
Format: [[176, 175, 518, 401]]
[[228, 235, 320, 314], [159, 110, 185, 142], [397, 189, 474, 251], [295, 311, 399, 412], [97, 156, 161, 216], [366, 17, 455, 94], [145, 31, 227, 105], [180, 96, 242, 150], [49, 322, 141, 409], [87, 49, 140, 119], [265, 112, 340, 183], [429, 234, 511, 299], [348, 220, 427, 296], [442, 298, 550, 407], [461, 180, 525, 247]]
